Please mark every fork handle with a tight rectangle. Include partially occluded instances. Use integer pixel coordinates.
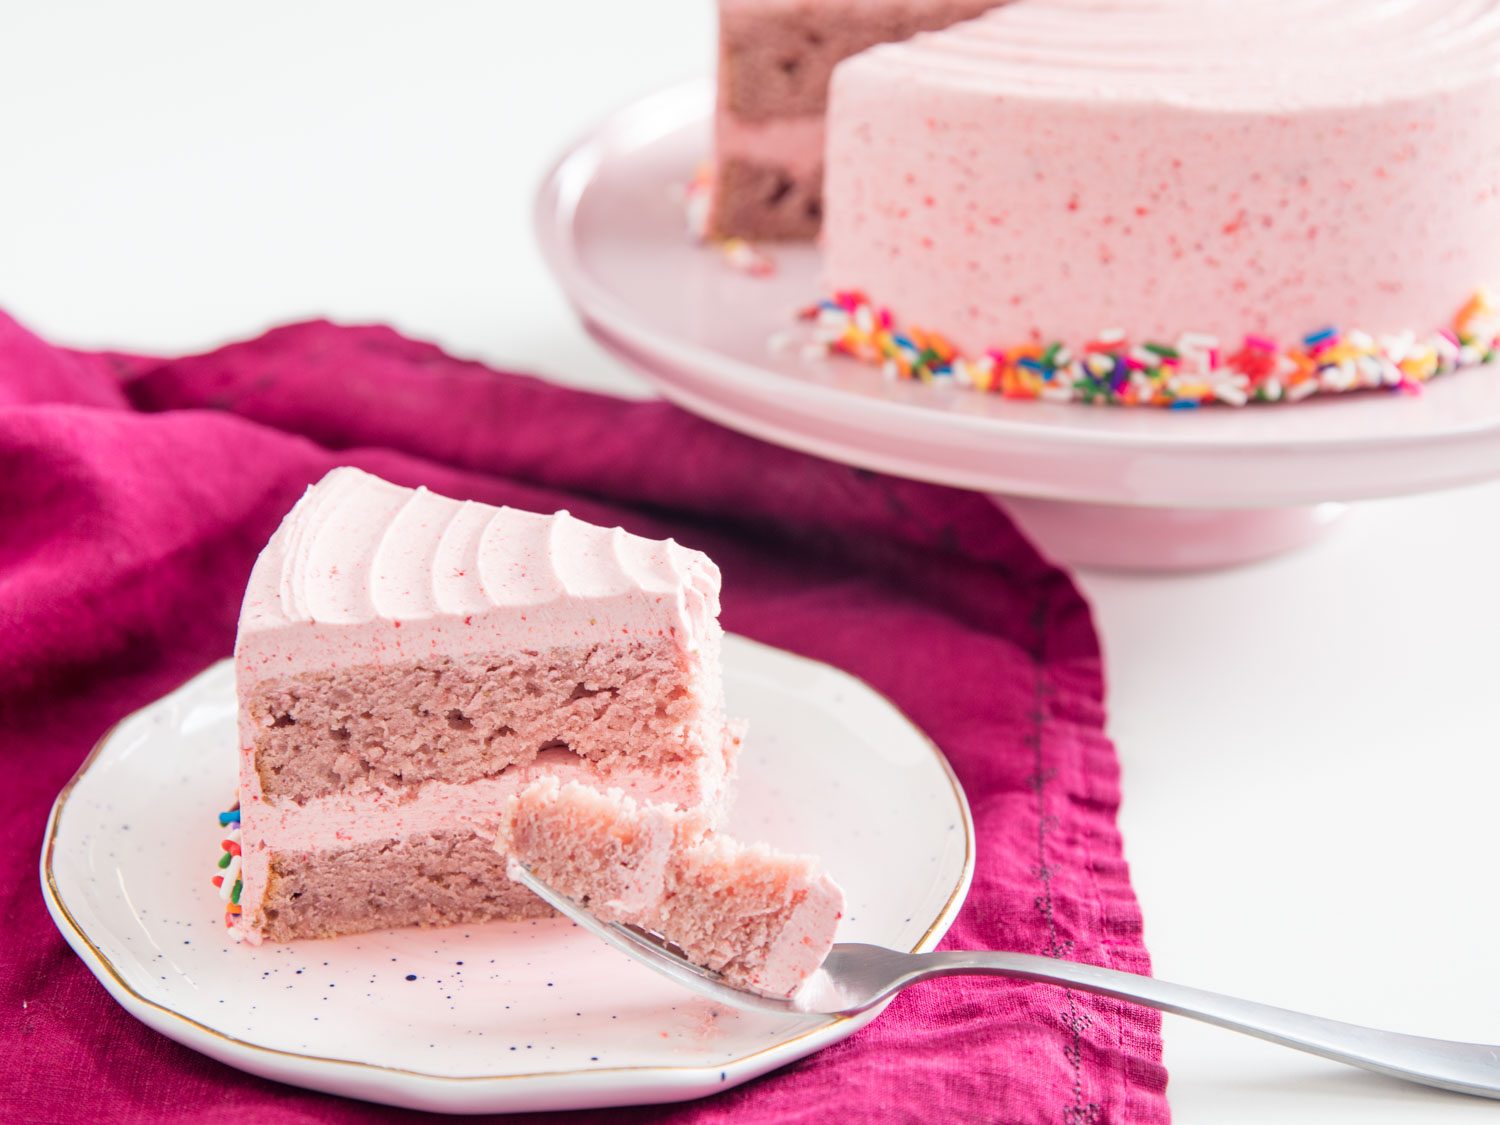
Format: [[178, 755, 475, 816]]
[[905, 950, 1500, 1099]]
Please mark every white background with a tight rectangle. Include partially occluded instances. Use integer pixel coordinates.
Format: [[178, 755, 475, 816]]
[[5, 3, 1499, 1121]]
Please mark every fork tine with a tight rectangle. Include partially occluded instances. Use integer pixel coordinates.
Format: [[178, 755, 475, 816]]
[[507, 859, 804, 1016]]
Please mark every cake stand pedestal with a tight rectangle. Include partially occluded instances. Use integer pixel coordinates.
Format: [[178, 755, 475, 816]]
[[539, 81, 1500, 573], [995, 499, 1348, 572]]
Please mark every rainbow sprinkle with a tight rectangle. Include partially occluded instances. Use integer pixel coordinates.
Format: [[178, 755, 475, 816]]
[[212, 800, 243, 933], [685, 165, 776, 278], [799, 289, 1500, 407]]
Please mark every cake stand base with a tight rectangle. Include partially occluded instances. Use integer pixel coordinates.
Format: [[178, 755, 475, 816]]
[[538, 81, 1500, 576], [995, 498, 1349, 572]]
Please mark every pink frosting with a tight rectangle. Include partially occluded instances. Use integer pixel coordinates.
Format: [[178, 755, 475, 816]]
[[823, 0, 1500, 350], [236, 468, 721, 682], [714, 112, 827, 176], [244, 751, 729, 854]]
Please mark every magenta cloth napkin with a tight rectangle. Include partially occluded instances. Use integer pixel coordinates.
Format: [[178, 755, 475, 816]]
[[0, 310, 1168, 1124]]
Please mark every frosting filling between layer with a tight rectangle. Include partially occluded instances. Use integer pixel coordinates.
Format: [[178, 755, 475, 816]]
[[714, 112, 826, 176]]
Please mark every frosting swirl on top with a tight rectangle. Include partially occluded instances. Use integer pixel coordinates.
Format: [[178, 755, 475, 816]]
[[238, 468, 720, 678], [855, 0, 1500, 109]]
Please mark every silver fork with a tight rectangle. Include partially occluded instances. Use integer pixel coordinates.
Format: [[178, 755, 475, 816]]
[[510, 861, 1500, 1101]]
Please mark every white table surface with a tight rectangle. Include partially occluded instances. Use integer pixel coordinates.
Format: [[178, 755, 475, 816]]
[[6, 3, 1498, 1121]]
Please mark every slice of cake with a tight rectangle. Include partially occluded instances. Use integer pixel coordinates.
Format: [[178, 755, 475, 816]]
[[502, 778, 844, 998], [817, 0, 1500, 404], [708, 0, 1003, 240], [226, 467, 740, 942]]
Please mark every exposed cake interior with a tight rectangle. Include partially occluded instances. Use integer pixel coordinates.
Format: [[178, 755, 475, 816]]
[[229, 467, 740, 943], [709, 0, 1003, 240], [247, 642, 707, 803], [252, 831, 548, 943], [503, 778, 844, 998]]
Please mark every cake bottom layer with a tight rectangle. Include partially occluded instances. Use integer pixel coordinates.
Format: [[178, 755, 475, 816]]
[[256, 830, 548, 942], [710, 157, 824, 242]]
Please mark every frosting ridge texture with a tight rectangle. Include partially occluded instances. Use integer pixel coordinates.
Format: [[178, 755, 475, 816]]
[[238, 468, 722, 679]]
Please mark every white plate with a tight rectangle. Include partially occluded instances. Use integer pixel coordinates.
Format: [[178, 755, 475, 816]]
[[42, 635, 973, 1114], [535, 81, 1500, 511]]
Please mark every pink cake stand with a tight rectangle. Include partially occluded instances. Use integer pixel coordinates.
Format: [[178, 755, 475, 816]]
[[535, 82, 1500, 571]]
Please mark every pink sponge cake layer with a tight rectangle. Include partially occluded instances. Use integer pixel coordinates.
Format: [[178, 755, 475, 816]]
[[503, 778, 844, 999], [227, 468, 741, 943]]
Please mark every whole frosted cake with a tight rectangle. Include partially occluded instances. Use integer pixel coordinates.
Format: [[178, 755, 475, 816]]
[[814, 0, 1500, 404], [220, 468, 740, 942]]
